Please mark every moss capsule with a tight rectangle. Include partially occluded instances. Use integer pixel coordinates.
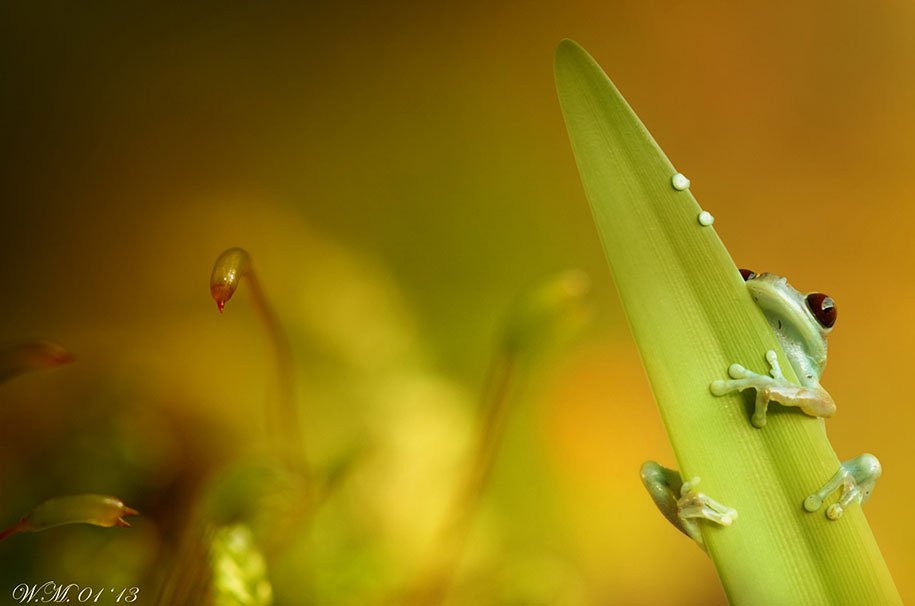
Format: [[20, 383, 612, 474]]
[[0, 341, 73, 384], [0, 494, 138, 539], [210, 247, 252, 313]]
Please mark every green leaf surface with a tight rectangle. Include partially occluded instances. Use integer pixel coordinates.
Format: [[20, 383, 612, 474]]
[[555, 39, 899, 604]]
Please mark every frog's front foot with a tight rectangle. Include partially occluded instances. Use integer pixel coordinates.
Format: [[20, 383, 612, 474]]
[[710, 350, 784, 427], [803, 454, 882, 520]]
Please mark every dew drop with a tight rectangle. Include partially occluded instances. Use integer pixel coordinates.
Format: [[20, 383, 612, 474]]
[[671, 172, 690, 190], [698, 211, 714, 226]]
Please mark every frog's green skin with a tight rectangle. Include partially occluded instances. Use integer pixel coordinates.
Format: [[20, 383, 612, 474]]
[[641, 272, 881, 540], [710, 272, 836, 428], [804, 454, 882, 520], [708, 271, 881, 521], [639, 462, 736, 552]]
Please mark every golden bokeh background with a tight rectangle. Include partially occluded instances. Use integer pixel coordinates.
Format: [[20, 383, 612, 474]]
[[1, 2, 913, 604]]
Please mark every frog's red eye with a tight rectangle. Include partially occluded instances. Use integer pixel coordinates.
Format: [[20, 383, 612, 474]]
[[739, 269, 757, 281], [806, 293, 837, 329]]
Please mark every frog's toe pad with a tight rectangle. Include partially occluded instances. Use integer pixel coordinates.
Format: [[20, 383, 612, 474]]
[[826, 504, 844, 520], [679, 481, 738, 529], [803, 495, 823, 512], [727, 363, 750, 379], [709, 380, 732, 396]]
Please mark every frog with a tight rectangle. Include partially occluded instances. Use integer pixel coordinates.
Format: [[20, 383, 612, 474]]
[[708, 269, 881, 520], [641, 271, 880, 539], [709, 270, 837, 428], [709, 269, 838, 428]]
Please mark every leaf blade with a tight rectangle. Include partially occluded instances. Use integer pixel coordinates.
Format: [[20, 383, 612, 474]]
[[555, 38, 899, 604]]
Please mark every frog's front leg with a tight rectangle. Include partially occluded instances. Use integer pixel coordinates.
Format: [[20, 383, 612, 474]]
[[640, 462, 737, 551], [803, 454, 881, 520], [710, 350, 836, 428]]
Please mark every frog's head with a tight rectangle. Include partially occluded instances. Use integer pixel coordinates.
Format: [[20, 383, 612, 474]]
[[738, 270, 835, 375]]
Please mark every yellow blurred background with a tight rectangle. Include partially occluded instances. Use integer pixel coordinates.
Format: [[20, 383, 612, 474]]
[[0, 2, 913, 604]]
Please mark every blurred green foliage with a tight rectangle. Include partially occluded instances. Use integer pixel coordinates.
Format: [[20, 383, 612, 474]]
[[212, 525, 273, 606]]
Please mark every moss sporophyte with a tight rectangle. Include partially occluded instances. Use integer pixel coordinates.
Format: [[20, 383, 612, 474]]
[[0, 495, 137, 541], [395, 271, 591, 606], [555, 39, 900, 603], [0, 341, 73, 384], [155, 255, 592, 605], [0, 344, 137, 542], [210, 247, 305, 476]]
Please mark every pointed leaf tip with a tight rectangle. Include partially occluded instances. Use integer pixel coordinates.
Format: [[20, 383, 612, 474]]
[[554, 38, 587, 65]]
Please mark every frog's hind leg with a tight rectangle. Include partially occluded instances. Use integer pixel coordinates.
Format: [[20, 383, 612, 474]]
[[678, 477, 738, 527], [640, 462, 701, 544], [803, 454, 882, 520], [640, 462, 737, 550]]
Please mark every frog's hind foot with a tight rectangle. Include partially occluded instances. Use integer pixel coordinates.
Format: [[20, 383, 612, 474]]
[[803, 454, 882, 521], [640, 463, 737, 551], [678, 476, 738, 527]]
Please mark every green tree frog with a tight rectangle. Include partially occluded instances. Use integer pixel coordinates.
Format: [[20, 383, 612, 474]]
[[709, 270, 881, 520], [642, 271, 881, 539], [709, 270, 838, 428]]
